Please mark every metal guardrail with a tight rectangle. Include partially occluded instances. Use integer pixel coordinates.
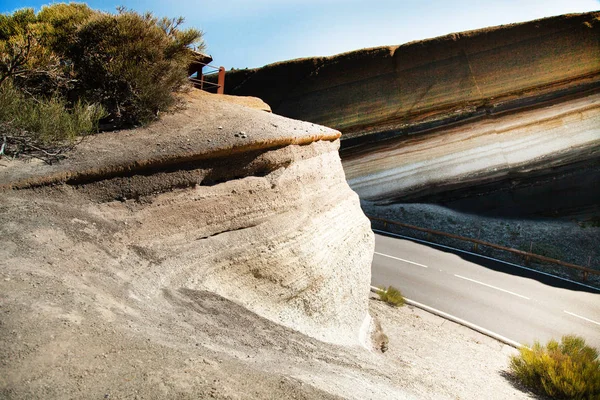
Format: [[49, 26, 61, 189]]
[[190, 62, 225, 94], [368, 215, 600, 283]]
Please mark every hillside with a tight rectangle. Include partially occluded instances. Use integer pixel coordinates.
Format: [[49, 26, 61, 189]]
[[220, 12, 600, 272], [0, 91, 537, 399], [221, 12, 599, 213]]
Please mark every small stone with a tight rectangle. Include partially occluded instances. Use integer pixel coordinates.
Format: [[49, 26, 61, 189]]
[[217, 126, 223, 130]]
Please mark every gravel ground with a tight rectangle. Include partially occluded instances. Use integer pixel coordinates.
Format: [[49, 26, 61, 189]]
[[369, 297, 540, 400]]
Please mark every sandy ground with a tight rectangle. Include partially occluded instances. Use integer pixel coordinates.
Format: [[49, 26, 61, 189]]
[[0, 92, 540, 399], [0, 246, 537, 400], [369, 298, 540, 400]]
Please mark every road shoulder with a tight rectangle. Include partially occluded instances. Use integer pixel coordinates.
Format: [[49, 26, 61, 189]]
[[370, 297, 536, 399]]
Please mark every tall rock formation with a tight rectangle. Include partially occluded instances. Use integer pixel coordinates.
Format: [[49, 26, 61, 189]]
[[222, 12, 600, 216], [0, 91, 374, 347]]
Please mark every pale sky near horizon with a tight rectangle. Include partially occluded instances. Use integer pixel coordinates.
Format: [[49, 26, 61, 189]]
[[2, 0, 599, 69]]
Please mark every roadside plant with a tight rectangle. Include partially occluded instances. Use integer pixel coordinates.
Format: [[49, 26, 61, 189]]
[[377, 286, 405, 307], [509, 335, 600, 399]]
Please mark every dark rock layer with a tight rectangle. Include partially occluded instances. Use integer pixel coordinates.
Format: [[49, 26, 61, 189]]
[[221, 12, 600, 219]]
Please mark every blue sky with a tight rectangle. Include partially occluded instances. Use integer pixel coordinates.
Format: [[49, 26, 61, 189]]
[[2, 0, 599, 69]]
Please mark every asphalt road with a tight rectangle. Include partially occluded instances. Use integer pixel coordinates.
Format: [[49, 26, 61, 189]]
[[371, 231, 600, 349]]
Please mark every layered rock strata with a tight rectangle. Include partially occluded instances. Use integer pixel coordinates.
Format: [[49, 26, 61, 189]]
[[0, 91, 374, 346], [221, 12, 600, 216], [222, 12, 599, 139], [344, 92, 600, 210]]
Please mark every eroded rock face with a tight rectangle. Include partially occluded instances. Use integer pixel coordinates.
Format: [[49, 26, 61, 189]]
[[343, 92, 600, 209], [0, 92, 374, 347], [220, 12, 600, 217], [112, 140, 374, 345], [221, 12, 600, 138]]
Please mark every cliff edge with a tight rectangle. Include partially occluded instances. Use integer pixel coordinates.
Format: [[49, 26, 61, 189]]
[[221, 12, 600, 219], [0, 91, 378, 398], [223, 12, 599, 140]]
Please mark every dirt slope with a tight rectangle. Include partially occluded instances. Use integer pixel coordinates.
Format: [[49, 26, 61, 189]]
[[0, 92, 534, 399]]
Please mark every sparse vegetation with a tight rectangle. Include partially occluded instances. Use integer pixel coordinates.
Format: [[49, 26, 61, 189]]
[[579, 216, 600, 229], [518, 242, 565, 262], [377, 286, 405, 307], [0, 3, 204, 161], [509, 335, 600, 399], [0, 80, 105, 161]]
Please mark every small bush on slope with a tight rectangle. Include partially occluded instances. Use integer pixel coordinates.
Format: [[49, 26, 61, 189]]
[[0, 3, 204, 160], [509, 335, 600, 399], [64, 8, 204, 127], [0, 80, 105, 162], [377, 286, 405, 307]]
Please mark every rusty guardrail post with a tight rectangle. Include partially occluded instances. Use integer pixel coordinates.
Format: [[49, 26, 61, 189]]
[[217, 66, 225, 95], [473, 228, 480, 252]]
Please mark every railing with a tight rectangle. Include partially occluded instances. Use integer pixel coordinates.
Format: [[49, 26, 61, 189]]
[[368, 215, 600, 284], [189, 62, 225, 94]]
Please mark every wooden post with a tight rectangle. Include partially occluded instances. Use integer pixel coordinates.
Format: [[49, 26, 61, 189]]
[[523, 241, 531, 265], [584, 256, 592, 282], [217, 66, 225, 95]]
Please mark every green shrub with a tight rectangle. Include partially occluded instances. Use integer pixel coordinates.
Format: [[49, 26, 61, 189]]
[[377, 286, 405, 307], [509, 335, 600, 399], [0, 80, 105, 162], [0, 3, 204, 154], [64, 8, 204, 126]]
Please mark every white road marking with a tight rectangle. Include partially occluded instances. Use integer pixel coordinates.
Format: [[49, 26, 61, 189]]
[[369, 286, 522, 348], [372, 229, 600, 292], [564, 310, 600, 326], [374, 252, 428, 268], [454, 274, 530, 300]]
